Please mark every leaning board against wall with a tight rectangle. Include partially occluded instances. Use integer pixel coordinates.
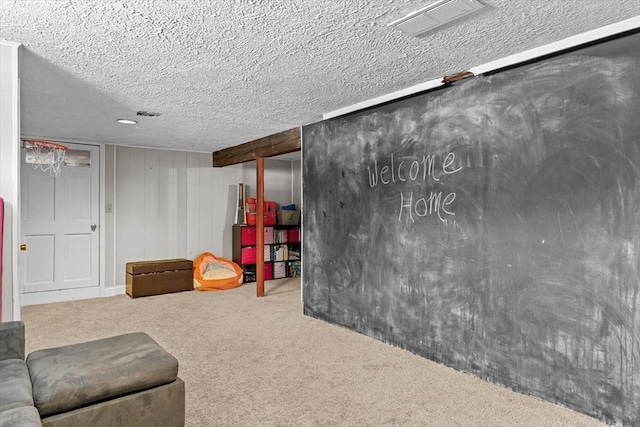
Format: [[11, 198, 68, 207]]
[[302, 30, 640, 425]]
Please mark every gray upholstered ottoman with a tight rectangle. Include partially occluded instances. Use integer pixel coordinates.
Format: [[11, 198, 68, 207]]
[[26, 332, 185, 427]]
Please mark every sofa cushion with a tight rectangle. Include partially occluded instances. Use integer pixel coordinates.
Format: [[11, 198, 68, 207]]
[[0, 321, 25, 361], [0, 406, 42, 427], [27, 332, 178, 417], [0, 358, 34, 411]]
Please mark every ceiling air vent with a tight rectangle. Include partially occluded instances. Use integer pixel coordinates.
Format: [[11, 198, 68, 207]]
[[136, 110, 161, 117], [388, 0, 485, 37]]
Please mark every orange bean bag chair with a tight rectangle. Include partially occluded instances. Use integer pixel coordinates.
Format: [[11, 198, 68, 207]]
[[193, 252, 243, 291]]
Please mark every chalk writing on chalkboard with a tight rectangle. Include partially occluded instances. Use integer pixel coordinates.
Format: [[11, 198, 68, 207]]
[[366, 152, 463, 222]]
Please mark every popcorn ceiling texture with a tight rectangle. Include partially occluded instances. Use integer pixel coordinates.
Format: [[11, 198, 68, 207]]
[[1, 0, 639, 152]]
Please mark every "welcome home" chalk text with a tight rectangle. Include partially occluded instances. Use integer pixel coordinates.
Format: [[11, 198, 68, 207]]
[[366, 152, 462, 222]]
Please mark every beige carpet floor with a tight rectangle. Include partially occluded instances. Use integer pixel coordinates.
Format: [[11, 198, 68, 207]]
[[21, 278, 604, 427]]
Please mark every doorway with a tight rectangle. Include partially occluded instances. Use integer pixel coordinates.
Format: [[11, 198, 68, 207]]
[[19, 141, 100, 305]]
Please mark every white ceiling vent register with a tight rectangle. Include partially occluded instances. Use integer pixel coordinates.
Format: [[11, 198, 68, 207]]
[[388, 0, 485, 37]]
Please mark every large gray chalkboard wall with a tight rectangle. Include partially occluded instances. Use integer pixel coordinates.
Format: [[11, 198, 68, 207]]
[[302, 30, 640, 425]]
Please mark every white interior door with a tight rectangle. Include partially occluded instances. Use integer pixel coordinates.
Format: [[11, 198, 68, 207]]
[[20, 142, 99, 304]]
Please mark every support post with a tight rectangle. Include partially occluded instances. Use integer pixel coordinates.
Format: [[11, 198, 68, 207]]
[[256, 157, 265, 297]]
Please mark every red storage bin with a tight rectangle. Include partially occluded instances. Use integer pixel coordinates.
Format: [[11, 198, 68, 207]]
[[241, 227, 257, 245], [245, 198, 257, 215], [247, 213, 276, 226], [264, 263, 273, 280], [264, 201, 276, 213], [288, 228, 300, 243], [265, 212, 276, 226], [241, 247, 256, 264], [246, 199, 275, 213]]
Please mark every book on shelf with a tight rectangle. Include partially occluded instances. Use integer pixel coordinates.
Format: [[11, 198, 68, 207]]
[[275, 229, 288, 243], [272, 244, 289, 261]]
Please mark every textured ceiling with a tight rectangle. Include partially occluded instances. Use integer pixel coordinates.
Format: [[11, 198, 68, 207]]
[[1, 1, 639, 154]]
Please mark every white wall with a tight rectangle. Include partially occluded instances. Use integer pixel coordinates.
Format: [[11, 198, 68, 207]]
[[104, 144, 116, 292], [106, 147, 296, 290], [292, 160, 301, 209], [241, 158, 295, 207], [0, 41, 20, 321], [108, 146, 240, 289]]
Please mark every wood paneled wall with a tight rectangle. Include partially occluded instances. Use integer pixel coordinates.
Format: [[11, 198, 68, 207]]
[[106, 146, 297, 289], [241, 159, 294, 204]]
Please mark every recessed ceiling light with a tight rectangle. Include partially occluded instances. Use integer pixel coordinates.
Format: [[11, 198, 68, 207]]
[[117, 119, 137, 124]]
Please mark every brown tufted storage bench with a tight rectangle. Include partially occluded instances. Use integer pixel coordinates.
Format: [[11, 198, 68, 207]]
[[26, 332, 185, 427]]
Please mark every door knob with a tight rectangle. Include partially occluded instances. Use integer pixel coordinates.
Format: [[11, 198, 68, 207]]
[[91, 224, 97, 231], [20, 243, 27, 251]]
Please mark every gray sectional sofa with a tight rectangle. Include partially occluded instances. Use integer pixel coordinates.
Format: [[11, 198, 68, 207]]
[[0, 321, 185, 427]]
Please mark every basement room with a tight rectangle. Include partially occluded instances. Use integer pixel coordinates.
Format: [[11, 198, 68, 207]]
[[1, 1, 639, 426]]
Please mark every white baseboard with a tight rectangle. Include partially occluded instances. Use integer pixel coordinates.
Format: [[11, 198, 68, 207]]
[[21, 285, 127, 306], [103, 285, 126, 297], [21, 287, 101, 306]]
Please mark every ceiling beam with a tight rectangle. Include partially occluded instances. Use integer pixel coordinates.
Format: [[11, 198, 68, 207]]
[[212, 127, 301, 167]]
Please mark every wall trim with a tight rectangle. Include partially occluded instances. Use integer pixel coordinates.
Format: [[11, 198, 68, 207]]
[[21, 287, 101, 306], [103, 285, 126, 297], [0, 41, 23, 321], [323, 16, 640, 120]]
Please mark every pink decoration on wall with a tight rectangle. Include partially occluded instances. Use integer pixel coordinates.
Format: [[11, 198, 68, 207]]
[[0, 197, 4, 321]]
